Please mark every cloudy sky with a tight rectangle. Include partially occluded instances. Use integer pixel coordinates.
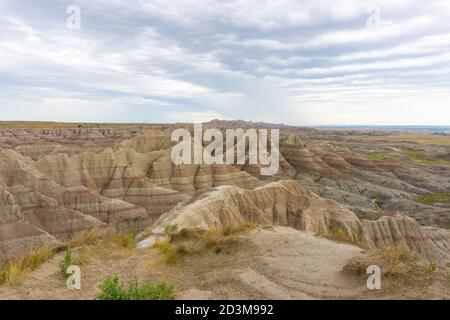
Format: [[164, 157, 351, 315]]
[[1, 0, 450, 125]]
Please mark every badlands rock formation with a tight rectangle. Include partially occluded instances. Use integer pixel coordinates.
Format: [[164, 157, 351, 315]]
[[139, 180, 449, 263], [0, 126, 263, 263], [0, 123, 449, 266], [144, 180, 362, 238]]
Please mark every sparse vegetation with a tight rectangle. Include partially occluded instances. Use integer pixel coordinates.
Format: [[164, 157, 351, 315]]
[[350, 229, 363, 244], [371, 198, 382, 211], [164, 224, 178, 236], [0, 247, 54, 286], [331, 226, 347, 241], [344, 243, 422, 277], [360, 147, 450, 165], [153, 223, 253, 261], [222, 221, 256, 236], [70, 228, 105, 247], [324, 224, 363, 245], [350, 133, 450, 147], [77, 246, 92, 265], [418, 192, 450, 205], [153, 240, 178, 264], [59, 247, 78, 280], [97, 274, 175, 300], [428, 262, 437, 273], [203, 229, 220, 248], [111, 232, 136, 248]]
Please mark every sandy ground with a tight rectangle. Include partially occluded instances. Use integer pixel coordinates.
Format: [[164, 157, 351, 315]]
[[0, 226, 448, 300]]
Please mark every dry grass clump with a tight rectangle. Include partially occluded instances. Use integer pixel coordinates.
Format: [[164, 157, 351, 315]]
[[343, 243, 424, 278], [153, 240, 178, 265], [70, 228, 107, 247], [169, 228, 203, 242], [0, 247, 54, 286], [77, 246, 93, 265], [110, 233, 136, 248], [203, 229, 221, 248], [330, 226, 348, 241], [222, 221, 256, 236], [323, 224, 363, 245], [152, 222, 256, 263], [202, 221, 254, 248]]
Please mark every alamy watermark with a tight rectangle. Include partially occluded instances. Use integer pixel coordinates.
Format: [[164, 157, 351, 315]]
[[66, 265, 81, 290], [366, 265, 381, 290], [171, 124, 279, 176], [66, 5, 81, 30], [366, 3, 382, 30]]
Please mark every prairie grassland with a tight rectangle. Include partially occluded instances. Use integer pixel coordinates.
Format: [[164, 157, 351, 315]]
[[349, 133, 450, 146], [418, 192, 450, 205], [361, 147, 450, 165]]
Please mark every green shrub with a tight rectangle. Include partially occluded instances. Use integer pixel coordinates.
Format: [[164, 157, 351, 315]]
[[59, 247, 76, 279], [164, 224, 178, 236], [97, 274, 175, 300]]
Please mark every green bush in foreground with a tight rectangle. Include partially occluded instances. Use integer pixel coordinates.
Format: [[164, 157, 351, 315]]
[[97, 274, 175, 300]]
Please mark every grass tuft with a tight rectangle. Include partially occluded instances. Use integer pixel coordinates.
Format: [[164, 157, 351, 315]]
[[70, 228, 105, 247], [344, 242, 421, 277], [111, 233, 136, 248], [153, 240, 178, 264], [0, 247, 54, 286], [222, 221, 256, 236]]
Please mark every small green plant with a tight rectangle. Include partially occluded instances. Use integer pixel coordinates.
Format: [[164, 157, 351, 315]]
[[164, 224, 178, 236], [371, 198, 382, 211], [97, 274, 175, 300], [428, 262, 437, 273], [332, 226, 347, 241], [59, 247, 76, 279], [351, 229, 363, 243]]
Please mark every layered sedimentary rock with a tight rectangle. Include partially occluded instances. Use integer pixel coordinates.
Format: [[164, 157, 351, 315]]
[[0, 127, 266, 262], [361, 213, 450, 263], [0, 188, 58, 265], [142, 179, 363, 240]]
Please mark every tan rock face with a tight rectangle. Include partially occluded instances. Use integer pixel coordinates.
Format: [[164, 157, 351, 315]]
[[144, 179, 363, 240], [0, 127, 265, 262], [361, 213, 450, 263], [0, 188, 58, 265]]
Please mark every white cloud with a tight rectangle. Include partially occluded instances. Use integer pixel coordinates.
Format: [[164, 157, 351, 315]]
[[0, 0, 450, 125]]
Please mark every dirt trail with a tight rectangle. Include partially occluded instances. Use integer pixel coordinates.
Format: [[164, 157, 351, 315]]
[[0, 226, 447, 300]]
